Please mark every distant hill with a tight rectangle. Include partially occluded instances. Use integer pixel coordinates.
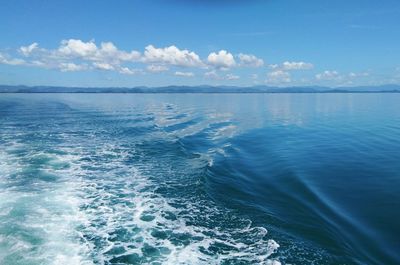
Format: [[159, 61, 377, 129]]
[[0, 84, 399, 93]]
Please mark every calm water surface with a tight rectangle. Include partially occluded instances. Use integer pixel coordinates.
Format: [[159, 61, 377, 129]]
[[0, 93, 399, 264]]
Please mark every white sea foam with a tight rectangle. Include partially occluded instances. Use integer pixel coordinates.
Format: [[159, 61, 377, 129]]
[[68, 142, 280, 265], [0, 103, 281, 265], [0, 142, 93, 265]]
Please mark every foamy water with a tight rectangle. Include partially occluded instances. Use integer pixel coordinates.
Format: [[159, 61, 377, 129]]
[[0, 96, 281, 264], [1, 93, 400, 264]]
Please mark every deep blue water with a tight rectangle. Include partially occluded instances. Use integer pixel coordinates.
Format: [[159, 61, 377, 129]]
[[0, 93, 399, 265]]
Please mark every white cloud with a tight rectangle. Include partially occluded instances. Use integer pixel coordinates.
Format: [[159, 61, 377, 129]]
[[269, 61, 313, 71], [2, 39, 271, 82], [226, 73, 240, 80], [59, 62, 87, 72], [57, 39, 141, 63], [268, 64, 279, 70], [119, 67, 143, 75], [93, 62, 114, 70], [281, 61, 313, 70], [266, 70, 291, 83], [207, 50, 236, 69], [238, 53, 264, 67], [58, 39, 98, 58], [147, 64, 169, 73], [0, 53, 26, 65], [98, 42, 141, 62], [175, 71, 194, 77], [9, 39, 144, 73], [204, 70, 239, 80], [315, 70, 339, 80], [20, 43, 39, 56], [315, 70, 370, 85], [143, 45, 202, 67]]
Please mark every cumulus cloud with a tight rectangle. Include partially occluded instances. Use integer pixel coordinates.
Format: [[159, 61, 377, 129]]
[[58, 39, 141, 63], [207, 50, 236, 69], [98, 42, 141, 62], [1, 39, 378, 86], [58, 39, 98, 58], [20, 43, 39, 56], [175, 71, 194, 77], [266, 70, 291, 83], [2, 39, 270, 82], [238, 53, 264, 67], [14, 39, 142, 71], [5, 39, 144, 73], [93, 62, 115, 70], [147, 64, 169, 73], [143, 45, 202, 67]]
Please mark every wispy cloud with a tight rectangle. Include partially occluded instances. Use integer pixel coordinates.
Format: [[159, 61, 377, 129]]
[[315, 70, 371, 86], [266, 70, 291, 84], [269, 61, 313, 71], [175, 71, 194, 77], [204, 70, 239, 80], [0, 53, 26, 66]]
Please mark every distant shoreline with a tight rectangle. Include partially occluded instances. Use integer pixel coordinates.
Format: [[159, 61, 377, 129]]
[[1, 84, 400, 94], [1, 91, 400, 94]]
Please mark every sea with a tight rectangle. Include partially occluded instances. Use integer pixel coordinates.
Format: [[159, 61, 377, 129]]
[[0, 93, 399, 265]]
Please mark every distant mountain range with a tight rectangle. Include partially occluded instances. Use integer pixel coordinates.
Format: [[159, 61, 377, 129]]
[[1, 84, 400, 93]]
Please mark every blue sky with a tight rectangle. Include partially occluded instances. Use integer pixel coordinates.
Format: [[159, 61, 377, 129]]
[[1, 0, 400, 87]]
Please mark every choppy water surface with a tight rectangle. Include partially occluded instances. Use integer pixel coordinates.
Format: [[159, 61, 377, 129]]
[[0, 93, 399, 265]]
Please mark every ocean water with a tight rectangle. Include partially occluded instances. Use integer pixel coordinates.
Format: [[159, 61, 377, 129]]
[[0, 93, 399, 265]]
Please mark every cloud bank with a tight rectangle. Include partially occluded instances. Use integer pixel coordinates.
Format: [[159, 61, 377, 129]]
[[1, 39, 262, 77], [0, 38, 375, 86]]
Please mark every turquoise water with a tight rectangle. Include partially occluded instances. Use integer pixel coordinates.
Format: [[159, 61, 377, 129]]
[[0, 93, 399, 265]]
